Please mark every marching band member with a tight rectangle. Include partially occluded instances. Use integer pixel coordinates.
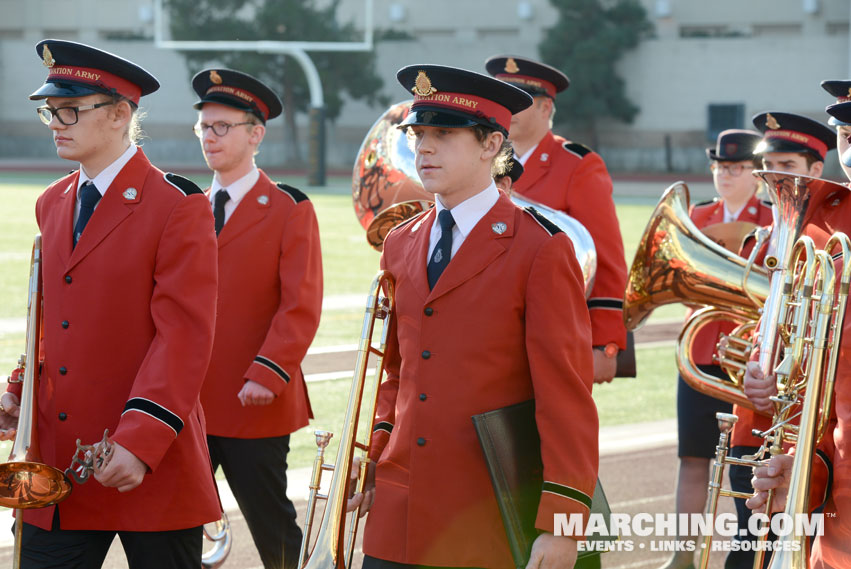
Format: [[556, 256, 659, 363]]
[[661, 129, 772, 569], [484, 55, 628, 384], [348, 64, 598, 569], [192, 68, 323, 569], [745, 104, 850, 568], [0, 39, 220, 568]]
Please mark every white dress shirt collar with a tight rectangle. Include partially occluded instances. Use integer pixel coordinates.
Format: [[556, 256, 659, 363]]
[[428, 181, 500, 261], [209, 166, 260, 207], [516, 141, 540, 166], [723, 202, 746, 223], [77, 144, 137, 197]]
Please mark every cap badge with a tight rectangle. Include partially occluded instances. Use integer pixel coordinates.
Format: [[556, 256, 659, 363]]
[[412, 71, 437, 97], [504, 58, 520, 74], [42, 45, 55, 68], [122, 187, 138, 200], [257, 195, 269, 205], [210, 70, 223, 85], [766, 113, 781, 130], [492, 222, 507, 234]]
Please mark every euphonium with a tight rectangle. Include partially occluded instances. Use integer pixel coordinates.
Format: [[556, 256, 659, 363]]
[[351, 101, 597, 295], [697, 232, 850, 569], [622, 181, 770, 406], [297, 271, 395, 569]]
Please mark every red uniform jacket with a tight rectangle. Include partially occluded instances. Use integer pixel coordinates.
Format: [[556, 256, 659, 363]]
[[687, 195, 772, 366], [512, 131, 627, 349], [201, 170, 322, 438], [363, 192, 598, 568], [19, 149, 221, 531]]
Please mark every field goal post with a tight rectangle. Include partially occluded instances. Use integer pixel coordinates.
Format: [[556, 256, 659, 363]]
[[152, 0, 376, 186]]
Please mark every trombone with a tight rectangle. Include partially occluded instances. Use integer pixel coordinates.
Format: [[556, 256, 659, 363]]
[[298, 271, 395, 569], [0, 236, 115, 568], [0, 236, 71, 568]]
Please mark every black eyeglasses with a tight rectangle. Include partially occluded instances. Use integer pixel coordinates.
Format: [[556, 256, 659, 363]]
[[710, 162, 754, 176], [36, 101, 115, 126], [193, 121, 254, 138]]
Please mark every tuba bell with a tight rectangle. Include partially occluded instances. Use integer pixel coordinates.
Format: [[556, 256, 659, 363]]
[[351, 100, 597, 295], [623, 181, 770, 406]]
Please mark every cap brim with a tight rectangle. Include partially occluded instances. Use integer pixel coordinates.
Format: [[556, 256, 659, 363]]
[[828, 116, 851, 127], [29, 81, 104, 101], [398, 108, 481, 130]]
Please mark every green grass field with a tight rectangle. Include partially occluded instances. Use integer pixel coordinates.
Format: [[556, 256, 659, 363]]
[[0, 172, 684, 469]]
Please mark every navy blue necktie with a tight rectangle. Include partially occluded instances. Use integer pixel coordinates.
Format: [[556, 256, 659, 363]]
[[73, 181, 101, 248], [427, 209, 456, 289], [213, 189, 230, 236]]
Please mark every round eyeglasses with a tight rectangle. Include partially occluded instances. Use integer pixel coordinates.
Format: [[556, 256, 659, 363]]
[[710, 162, 754, 176], [193, 121, 254, 138], [36, 101, 115, 126]]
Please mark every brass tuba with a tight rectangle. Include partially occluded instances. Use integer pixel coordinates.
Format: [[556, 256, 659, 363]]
[[623, 181, 770, 406], [297, 271, 395, 569], [351, 101, 597, 295]]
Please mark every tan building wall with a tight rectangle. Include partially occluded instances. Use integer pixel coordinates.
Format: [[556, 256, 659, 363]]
[[1, 0, 849, 173]]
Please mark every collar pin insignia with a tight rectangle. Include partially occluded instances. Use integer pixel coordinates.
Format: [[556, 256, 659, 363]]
[[541, 153, 549, 162], [123, 187, 137, 200], [492, 222, 507, 234], [748, 206, 757, 214], [257, 195, 269, 205]]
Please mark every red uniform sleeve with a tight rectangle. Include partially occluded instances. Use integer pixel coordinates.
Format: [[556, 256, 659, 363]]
[[244, 201, 323, 395], [111, 194, 218, 471], [564, 154, 628, 349], [527, 233, 599, 536]]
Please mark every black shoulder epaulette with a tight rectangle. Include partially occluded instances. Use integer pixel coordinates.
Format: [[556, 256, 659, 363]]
[[276, 183, 309, 203], [164, 173, 203, 196], [562, 141, 593, 158], [693, 197, 719, 208], [523, 206, 563, 236], [760, 200, 772, 207]]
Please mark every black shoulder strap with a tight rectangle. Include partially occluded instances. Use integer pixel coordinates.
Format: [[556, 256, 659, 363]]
[[276, 183, 309, 203], [164, 173, 203, 196], [563, 141, 593, 158], [523, 206, 563, 236]]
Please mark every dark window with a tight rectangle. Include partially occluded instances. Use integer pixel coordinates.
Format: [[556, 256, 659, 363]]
[[707, 103, 745, 142]]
